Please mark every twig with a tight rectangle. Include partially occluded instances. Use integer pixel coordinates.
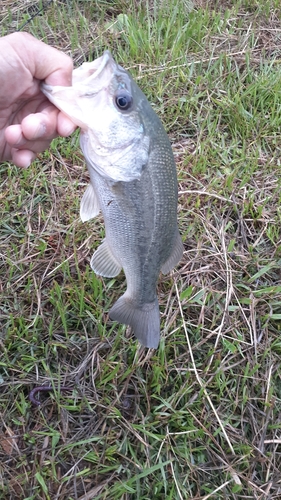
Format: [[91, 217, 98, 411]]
[[17, 0, 54, 32], [178, 189, 233, 203], [175, 280, 235, 454]]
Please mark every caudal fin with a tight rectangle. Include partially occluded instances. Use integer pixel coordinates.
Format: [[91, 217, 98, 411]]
[[109, 296, 160, 348]]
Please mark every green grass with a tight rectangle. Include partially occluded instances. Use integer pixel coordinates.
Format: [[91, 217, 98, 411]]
[[1, 0, 281, 498]]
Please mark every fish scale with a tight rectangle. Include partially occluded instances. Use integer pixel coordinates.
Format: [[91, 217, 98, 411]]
[[41, 50, 183, 348]]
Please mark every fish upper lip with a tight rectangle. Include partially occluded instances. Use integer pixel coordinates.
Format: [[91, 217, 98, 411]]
[[91, 51, 112, 78]]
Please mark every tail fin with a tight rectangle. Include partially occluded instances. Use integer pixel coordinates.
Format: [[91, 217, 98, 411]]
[[109, 295, 160, 348]]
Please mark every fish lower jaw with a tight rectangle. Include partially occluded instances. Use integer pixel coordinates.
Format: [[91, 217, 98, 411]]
[[87, 132, 137, 158], [95, 141, 135, 156]]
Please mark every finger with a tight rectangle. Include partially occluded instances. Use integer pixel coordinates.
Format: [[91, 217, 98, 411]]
[[6, 108, 59, 148], [57, 112, 77, 137], [17, 107, 76, 141], [19, 33, 73, 86], [5, 104, 76, 148], [5, 110, 57, 148], [5, 108, 76, 167], [5, 120, 54, 164], [4, 124, 23, 147], [11, 148, 37, 168], [21, 107, 59, 141]]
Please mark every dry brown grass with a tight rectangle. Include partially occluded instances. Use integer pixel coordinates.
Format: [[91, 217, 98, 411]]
[[1, 0, 281, 499]]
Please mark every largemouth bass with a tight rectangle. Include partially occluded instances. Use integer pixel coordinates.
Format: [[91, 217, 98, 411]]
[[41, 51, 183, 348]]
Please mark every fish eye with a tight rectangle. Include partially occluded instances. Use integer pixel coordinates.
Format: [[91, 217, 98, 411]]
[[115, 91, 133, 111]]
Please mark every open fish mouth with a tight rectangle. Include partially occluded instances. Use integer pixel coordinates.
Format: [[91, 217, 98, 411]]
[[41, 50, 117, 107], [72, 50, 116, 86]]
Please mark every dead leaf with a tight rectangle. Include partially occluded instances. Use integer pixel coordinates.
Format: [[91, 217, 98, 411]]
[[0, 427, 19, 455]]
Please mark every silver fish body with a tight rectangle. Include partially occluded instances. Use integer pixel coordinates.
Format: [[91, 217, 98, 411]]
[[41, 51, 183, 348]]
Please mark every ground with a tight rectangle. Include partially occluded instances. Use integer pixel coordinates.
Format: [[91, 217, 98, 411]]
[[0, 1, 281, 499]]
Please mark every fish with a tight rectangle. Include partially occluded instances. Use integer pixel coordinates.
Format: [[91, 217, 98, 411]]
[[41, 50, 183, 348]]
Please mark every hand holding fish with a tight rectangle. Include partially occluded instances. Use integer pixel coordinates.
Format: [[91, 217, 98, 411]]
[[0, 32, 76, 168]]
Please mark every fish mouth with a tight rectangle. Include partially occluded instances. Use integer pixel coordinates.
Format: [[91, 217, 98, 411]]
[[72, 50, 117, 87], [95, 51, 117, 77], [91, 51, 111, 78]]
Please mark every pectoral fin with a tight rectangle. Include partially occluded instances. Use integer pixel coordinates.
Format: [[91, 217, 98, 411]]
[[80, 184, 100, 222], [161, 230, 183, 275], [90, 240, 122, 277]]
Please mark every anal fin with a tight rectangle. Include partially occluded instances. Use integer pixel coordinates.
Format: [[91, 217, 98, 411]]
[[161, 230, 183, 275], [80, 184, 100, 222], [90, 239, 122, 277]]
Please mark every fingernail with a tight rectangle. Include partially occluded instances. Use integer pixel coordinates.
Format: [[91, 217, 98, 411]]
[[61, 121, 76, 137], [34, 123, 46, 139]]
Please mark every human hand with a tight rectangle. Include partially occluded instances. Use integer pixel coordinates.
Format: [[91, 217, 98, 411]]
[[0, 32, 76, 168]]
